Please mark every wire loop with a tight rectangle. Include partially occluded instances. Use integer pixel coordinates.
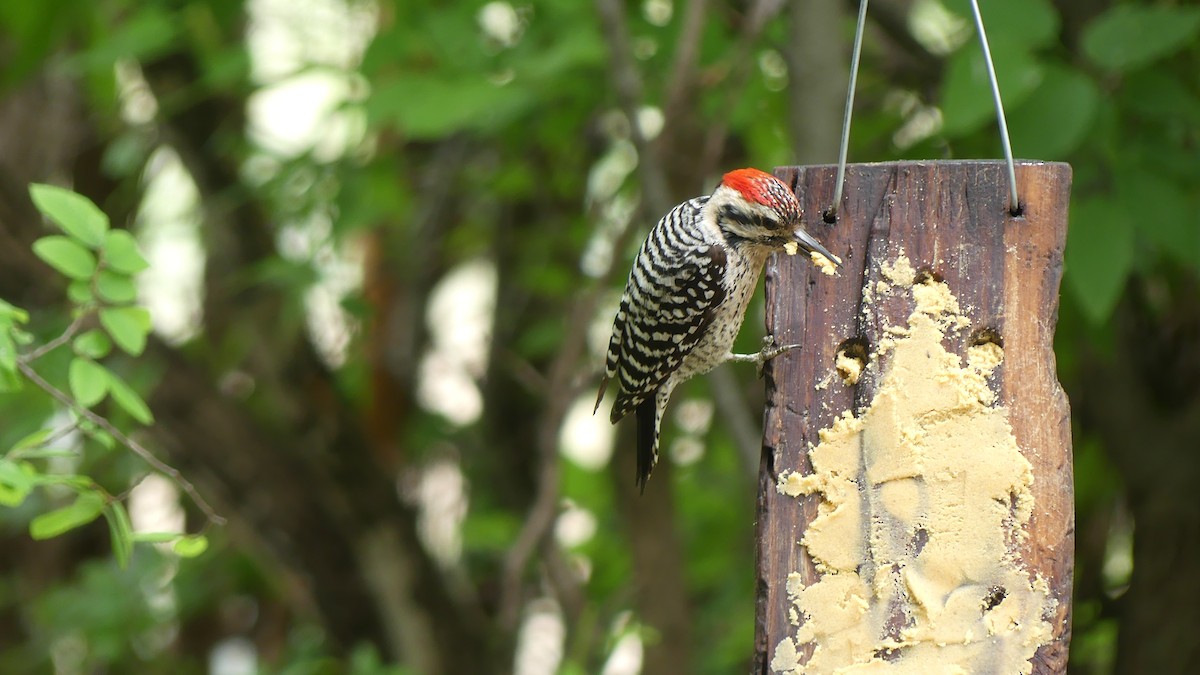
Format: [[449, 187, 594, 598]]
[[827, 0, 868, 223], [968, 0, 1020, 214], [827, 0, 1022, 218]]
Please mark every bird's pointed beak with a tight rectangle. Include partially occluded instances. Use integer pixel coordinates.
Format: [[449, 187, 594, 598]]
[[792, 229, 842, 268]]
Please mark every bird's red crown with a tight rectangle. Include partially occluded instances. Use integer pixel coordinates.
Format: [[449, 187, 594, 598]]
[[720, 168, 799, 221]]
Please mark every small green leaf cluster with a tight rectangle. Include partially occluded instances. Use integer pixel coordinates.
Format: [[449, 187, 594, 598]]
[[1, 432, 210, 567], [28, 184, 154, 423], [0, 185, 211, 567], [0, 300, 31, 390]]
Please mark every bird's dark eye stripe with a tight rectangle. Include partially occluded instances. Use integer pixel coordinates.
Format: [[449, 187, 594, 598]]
[[720, 204, 781, 229], [599, 176, 809, 490], [719, 204, 755, 227]]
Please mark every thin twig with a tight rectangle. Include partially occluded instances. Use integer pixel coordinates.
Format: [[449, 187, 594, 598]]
[[497, 209, 643, 632], [498, 288, 601, 630], [20, 311, 88, 362], [699, 0, 787, 174], [115, 471, 154, 503], [16, 360, 226, 527], [594, 0, 673, 213], [6, 420, 83, 459], [708, 366, 763, 478], [663, 0, 711, 124]]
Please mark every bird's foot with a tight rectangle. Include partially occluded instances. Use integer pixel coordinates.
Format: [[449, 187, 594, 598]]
[[728, 335, 801, 378]]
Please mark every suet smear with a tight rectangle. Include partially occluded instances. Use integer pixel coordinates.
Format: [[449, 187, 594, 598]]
[[771, 258, 1053, 673]]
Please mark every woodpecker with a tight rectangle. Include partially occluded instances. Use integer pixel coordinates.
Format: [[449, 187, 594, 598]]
[[595, 168, 839, 491]]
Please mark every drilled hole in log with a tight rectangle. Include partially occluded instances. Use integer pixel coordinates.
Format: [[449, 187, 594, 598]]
[[913, 527, 929, 555], [822, 208, 837, 224], [982, 585, 1008, 612], [835, 338, 869, 386], [873, 647, 900, 662], [1009, 202, 1024, 218], [914, 268, 943, 285], [971, 326, 1004, 349]]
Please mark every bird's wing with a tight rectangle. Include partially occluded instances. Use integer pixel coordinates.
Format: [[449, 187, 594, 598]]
[[599, 214, 728, 423]]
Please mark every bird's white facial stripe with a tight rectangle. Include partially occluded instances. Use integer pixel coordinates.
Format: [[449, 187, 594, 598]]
[[716, 197, 791, 243]]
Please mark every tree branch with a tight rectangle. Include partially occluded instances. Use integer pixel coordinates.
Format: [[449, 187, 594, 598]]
[[786, 0, 848, 163], [663, 0, 711, 125], [15, 359, 227, 527], [699, 0, 787, 173], [19, 310, 88, 362], [497, 214, 641, 630], [594, 0, 673, 213]]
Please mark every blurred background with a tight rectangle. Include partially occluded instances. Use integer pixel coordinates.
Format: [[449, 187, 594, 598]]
[[0, 0, 1197, 673]]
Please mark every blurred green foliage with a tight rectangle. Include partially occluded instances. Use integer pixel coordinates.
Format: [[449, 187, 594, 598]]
[[0, 0, 1197, 672]]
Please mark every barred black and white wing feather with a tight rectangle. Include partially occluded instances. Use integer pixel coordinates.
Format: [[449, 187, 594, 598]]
[[595, 197, 728, 489], [597, 167, 831, 492]]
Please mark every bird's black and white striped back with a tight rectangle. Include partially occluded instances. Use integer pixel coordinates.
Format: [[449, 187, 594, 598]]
[[595, 197, 728, 488], [596, 167, 825, 491]]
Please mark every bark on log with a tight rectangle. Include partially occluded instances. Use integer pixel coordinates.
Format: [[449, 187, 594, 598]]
[[755, 161, 1073, 673]]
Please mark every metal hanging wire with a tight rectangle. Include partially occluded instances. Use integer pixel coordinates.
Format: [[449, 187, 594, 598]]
[[826, 0, 868, 223], [968, 0, 1020, 214], [827, 0, 1021, 219]]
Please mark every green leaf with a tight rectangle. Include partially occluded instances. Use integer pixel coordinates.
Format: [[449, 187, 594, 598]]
[[29, 491, 106, 540], [106, 373, 154, 424], [99, 307, 151, 355], [132, 532, 178, 543], [0, 3, 63, 87], [946, 0, 1060, 49], [1121, 70, 1200, 127], [1008, 65, 1099, 159], [463, 511, 523, 553], [1082, 6, 1200, 72], [33, 236, 97, 280], [0, 299, 29, 323], [366, 75, 534, 140], [0, 482, 28, 507], [940, 38, 1043, 137], [33, 474, 96, 489], [0, 459, 37, 507], [73, 330, 112, 359], [1116, 171, 1199, 269], [104, 502, 135, 568], [10, 326, 32, 346], [102, 132, 152, 179], [67, 280, 93, 304], [101, 230, 150, 274], [69, 357, 110, 408], [0, 363, 20, 393], [0, 331, 16, 379], [1065, 197, 1134, 325], [173, 534, 209, 557], [78, 420, 116, 450], [10, 428, 52, 452], [95, 270, 137, 304], [69, 6, 178, 72], [28, 184, 109, 248], [8, 449, 77, 460]]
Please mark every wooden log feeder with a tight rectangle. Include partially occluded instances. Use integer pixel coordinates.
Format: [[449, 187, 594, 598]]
[[755, 161, 1073, 674]]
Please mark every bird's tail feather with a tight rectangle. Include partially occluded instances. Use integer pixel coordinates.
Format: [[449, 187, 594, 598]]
[[635, 396, 659, 494], [593, 375, 609, 415]]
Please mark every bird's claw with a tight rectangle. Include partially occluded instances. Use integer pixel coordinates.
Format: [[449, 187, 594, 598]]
[[728, 335, 801, 377], [757, 335, 801, 377]]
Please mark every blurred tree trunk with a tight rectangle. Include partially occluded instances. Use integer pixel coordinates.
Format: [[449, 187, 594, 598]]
[[786, 0, 845, 164], [611, 425, 694, 674]]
